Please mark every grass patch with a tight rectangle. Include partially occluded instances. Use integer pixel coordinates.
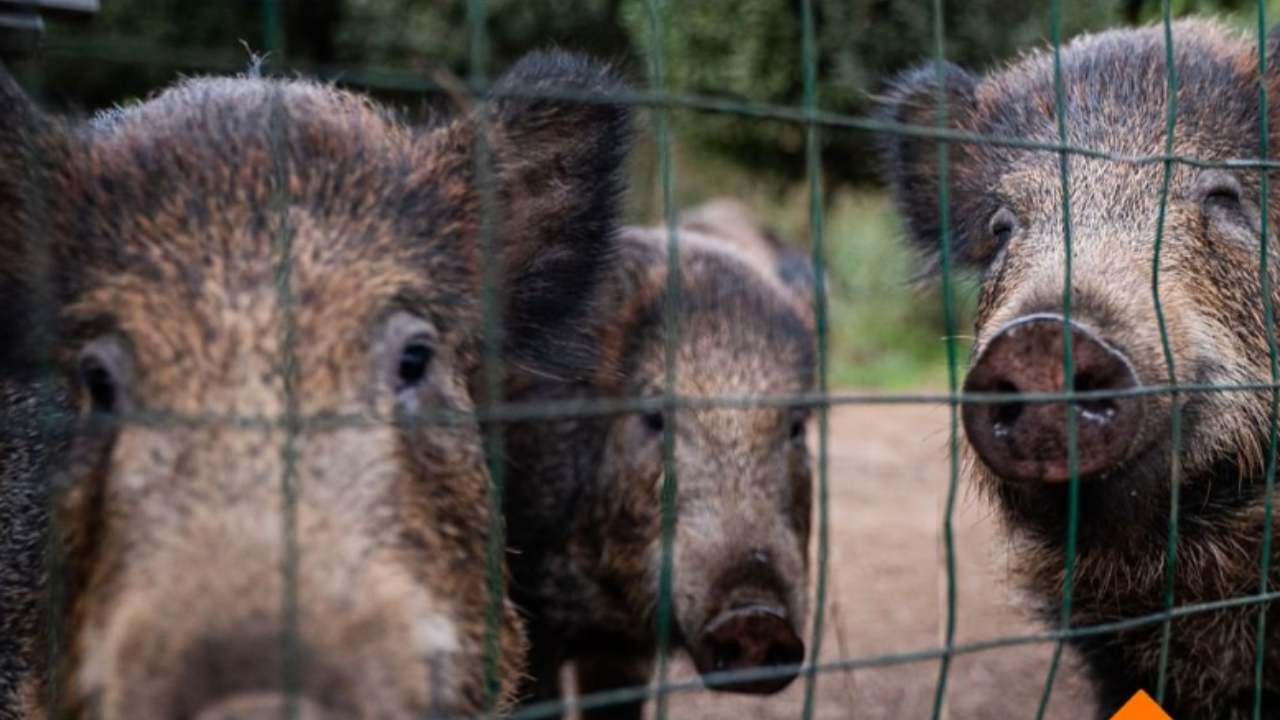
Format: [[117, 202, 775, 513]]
[[818, 193, 978, 390]]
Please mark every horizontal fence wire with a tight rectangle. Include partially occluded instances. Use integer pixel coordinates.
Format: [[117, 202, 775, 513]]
[[20, 382, 1280, 433], [36, 34, 1280, 171], [14, 1, 1280, 717], [501, 588, 1280, 720]]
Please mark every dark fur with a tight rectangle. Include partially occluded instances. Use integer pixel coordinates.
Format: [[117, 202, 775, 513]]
[[0, 51, 629, 719], [0, 380, 71, 720], [881, 20, 1280, 718], [502, 209, 816, 719]]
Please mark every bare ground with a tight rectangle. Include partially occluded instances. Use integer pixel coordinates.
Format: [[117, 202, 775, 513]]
[[611, 401, 1098, 719]]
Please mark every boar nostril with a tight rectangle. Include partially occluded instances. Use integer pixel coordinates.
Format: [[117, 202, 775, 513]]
[[766, 646, 796, 667], [1073, 370, 1118, 422], [990, 380, 1024, 434], [710, 637, 743, 669]]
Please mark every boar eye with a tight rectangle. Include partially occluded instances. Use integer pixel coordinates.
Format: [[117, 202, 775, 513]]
[[397, 340, 434, 389], [1200, 171, 1244, 213], [381, 312, 438, 396], [642, 411, 665, 434], [790, 418, 806, 441], [788, 410, 809, 442], [78, 339, 128, 416], [80, 357, 116, 414], [989, 207, 1016, 247], [1205, 182, 1242, 208]]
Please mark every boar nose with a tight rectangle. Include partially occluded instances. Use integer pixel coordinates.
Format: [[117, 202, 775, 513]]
[[962, 313, 1145, 482], [193, 693, 330, 720], [693, 605, 805, 694], [173, 630, 349, 720]]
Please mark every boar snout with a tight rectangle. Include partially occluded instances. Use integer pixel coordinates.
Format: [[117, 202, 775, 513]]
[[693, 604, 804, 694], [169, 626, 349, 720], [962, 313, 1148, 483], [688, 552, 805, 694]]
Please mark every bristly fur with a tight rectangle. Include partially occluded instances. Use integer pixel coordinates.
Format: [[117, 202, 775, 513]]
[[881, 19, 1280, 718]]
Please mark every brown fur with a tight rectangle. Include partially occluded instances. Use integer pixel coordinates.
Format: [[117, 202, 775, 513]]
[[0, 51, 630, 720], [882, 19, 1280, 718], [501, 204, 817, 718]]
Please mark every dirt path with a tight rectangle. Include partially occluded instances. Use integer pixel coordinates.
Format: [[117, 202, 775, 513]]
[[647, 402, 1096, 719]]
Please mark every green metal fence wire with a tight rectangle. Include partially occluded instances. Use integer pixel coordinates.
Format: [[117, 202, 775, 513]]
[[261, 4, 304, 720], [461, 0, 514, 711], [928, 0, 963, 716], [1253, 2, 1280, 718], [1034, 0, 1082, 715], [1151, 0, 1183, 705], [17, 0, 1280, 718], [19, 59, 70, 720], [798, 1, 833, 718], [645, 0, 682, 717]]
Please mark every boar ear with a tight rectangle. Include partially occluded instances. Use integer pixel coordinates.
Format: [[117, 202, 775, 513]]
[[773, 245, 819, 309], [877, 62, 988, 268], [0, 66, 64, 375], [483, 50, 632, 370], [678, 199, 820, 320]]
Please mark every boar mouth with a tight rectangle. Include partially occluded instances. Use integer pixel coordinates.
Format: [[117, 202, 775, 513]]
[[990, 414, 1263, 555]]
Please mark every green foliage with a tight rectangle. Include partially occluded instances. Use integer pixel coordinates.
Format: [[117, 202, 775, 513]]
[[333, 0, 630, 74], [820, 193, 978, 389], [31, 0, 1274, 181], [29, 1, 629, 112], [621, 0, 1130, 185]]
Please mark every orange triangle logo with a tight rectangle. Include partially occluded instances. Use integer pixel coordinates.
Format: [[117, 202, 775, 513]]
[[1110, 690, 1172, 720]]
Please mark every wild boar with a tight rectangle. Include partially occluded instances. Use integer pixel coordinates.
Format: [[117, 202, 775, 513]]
[[882, 19, 1280, 718], [0, 50, 630, 720], [502, 202, 816, 719]]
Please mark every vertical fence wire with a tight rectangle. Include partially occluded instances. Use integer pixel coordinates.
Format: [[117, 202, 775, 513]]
[[261, 2, 303, 719], [643, 1, 682, 719], [463, 0, 512, 711], [19, 64, 69, 720], [1035, 0, 1081, 714], [1151, 0, 1183, 704], [798, 1, 831, 717], [928, 0, 962, 715], [1254, 2, 1279, 718]]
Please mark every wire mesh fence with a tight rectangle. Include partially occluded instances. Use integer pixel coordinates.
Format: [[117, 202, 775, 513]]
[[5, 0, 1280, 718]]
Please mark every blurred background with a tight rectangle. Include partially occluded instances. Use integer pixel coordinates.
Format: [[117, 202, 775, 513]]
[[8, 0, 1277, 391]]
